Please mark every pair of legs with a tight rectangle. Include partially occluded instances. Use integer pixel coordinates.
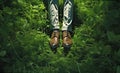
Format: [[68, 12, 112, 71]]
[[49, 0, 73, 54], [49, 0, 73, 31]]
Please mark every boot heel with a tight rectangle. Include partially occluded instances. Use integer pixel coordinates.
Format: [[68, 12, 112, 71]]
[[62, 44, 71, 56]]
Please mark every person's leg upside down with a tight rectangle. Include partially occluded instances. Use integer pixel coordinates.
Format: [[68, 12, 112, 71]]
[[49, 0, 73, 54]]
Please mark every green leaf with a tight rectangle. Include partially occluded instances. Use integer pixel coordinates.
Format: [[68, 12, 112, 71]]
[[0, 50, 6, 57]]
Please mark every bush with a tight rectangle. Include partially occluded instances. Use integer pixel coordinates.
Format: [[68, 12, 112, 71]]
[[0, 0, 120, 73]]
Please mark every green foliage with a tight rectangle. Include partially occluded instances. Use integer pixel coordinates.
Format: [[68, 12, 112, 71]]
[[0, 0, 120, 73]]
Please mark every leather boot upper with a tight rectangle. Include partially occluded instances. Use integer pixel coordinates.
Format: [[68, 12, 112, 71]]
[[62, 30, 72, 46], [50, 30, 60, 47]]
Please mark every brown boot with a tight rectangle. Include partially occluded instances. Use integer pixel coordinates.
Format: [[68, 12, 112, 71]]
[[49, 30, 60, 53], [62, 30, 72, 54]]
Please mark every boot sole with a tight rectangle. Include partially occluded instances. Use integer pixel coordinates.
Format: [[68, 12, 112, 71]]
[[49, 43, 59, 53], [62, 44, 71, 55]]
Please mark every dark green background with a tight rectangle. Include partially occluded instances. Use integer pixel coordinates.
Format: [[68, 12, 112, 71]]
[[0, 0, 120, 73]]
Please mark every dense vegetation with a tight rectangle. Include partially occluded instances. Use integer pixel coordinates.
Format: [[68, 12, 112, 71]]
[[0, 0, 120, 73]]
